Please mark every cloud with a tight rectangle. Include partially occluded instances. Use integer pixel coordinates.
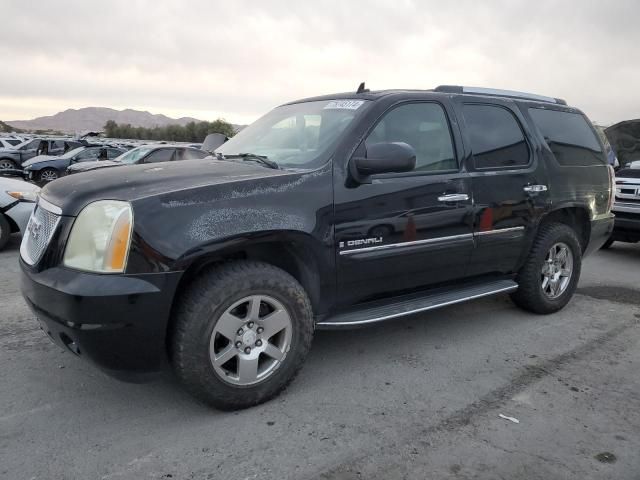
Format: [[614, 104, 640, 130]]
[[0, 0, 638, 124]]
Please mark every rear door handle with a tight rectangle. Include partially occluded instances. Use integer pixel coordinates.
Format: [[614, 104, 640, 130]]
[[437, 193, 469, 202], [523, 184, 548, 193]]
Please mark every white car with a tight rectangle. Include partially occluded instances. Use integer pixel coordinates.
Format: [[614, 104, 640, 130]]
[[0, 138, 22, 149], [0, 176, 40, 251]]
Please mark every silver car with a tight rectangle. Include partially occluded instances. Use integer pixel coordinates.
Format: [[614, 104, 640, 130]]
[[0, 176, 40, 251]]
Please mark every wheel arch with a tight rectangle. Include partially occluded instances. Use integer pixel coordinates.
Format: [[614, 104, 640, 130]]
[[0, 156, 18, 166], [1, 212, 20, 233], [537, 205, 591, 252], [171, 230, 331, 320]]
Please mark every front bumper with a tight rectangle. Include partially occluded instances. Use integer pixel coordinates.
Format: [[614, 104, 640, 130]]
[[611, 210, 640, 242], [21, 261, 182, 381]]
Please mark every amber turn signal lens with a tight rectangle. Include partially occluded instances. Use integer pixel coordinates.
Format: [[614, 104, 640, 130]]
[[105, 213, 132, 272]]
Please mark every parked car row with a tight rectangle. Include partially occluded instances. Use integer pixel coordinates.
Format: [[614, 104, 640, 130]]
[[23, 146, 126, 182], [66, 144, 209, 175], [0, 138, 87, 170]]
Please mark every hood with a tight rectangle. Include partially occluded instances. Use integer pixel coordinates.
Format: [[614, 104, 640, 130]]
[[68, 160, 121, 172], [22, 155, 57, 168], [41, 158, 293, 216], [0, 175, 41, 193], [605, 119, 640, 167], [0, 147, 19, 155]]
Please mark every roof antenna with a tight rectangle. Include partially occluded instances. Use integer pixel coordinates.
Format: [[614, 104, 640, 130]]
[[356, 82, 369, 94]]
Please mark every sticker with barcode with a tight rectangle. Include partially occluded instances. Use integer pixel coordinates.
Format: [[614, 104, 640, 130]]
[[323, 100, 365, 110]]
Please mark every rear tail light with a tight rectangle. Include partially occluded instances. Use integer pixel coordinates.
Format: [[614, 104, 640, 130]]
[[606, 165, 616, 213]]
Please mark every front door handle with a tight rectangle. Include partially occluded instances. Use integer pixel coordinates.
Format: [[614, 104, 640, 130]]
[[523, 184, 548, 193], [437, 193, 469, 202]]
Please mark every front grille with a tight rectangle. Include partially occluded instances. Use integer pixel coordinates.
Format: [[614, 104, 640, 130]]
[[20, 202, 61, 266]]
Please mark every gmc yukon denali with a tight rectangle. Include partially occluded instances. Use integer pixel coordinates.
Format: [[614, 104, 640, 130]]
[[20, 85, 615, 410]]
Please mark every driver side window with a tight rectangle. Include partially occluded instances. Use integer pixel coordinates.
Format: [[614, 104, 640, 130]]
[[365, 103, 457, 172]]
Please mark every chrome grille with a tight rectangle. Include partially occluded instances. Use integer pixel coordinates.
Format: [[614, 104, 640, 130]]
[[20, 202, 61, 266]]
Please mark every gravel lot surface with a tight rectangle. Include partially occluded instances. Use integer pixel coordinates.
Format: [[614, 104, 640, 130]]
[[1, 233, 639, 479]]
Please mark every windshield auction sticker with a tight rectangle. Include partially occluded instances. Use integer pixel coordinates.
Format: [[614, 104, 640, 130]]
[[323, 100, 365, 110]]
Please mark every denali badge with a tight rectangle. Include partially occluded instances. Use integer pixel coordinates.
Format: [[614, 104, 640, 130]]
[[339, 237, 383, 249]]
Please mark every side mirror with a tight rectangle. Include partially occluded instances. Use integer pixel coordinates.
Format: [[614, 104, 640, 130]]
[[352, 142, 416, 183]]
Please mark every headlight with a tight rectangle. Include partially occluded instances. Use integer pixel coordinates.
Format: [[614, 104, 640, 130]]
[[7, 190, 39, 202], [63, 200, 133, 273]]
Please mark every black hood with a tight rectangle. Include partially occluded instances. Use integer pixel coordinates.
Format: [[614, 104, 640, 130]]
[[605, 119, 640, 166], [41, 159, 292, 216]]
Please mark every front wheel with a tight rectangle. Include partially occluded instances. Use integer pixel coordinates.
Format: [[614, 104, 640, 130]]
[[511, 223, 582, 314], [38, 168, 59, 183], [170, 261, 314, 410], [0, 158, 17, 170]]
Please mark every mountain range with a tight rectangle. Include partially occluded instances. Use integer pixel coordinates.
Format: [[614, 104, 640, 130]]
[[6, 107, 225, 134]]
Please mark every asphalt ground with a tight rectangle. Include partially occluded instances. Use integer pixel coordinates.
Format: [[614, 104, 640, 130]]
[[1, 233, 639, 480]]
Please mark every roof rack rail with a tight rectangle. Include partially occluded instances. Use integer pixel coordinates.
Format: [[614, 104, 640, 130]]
[[434, 85, 567, 105]]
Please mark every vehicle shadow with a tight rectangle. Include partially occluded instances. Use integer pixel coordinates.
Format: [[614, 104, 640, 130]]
[[27, 293, 526, 419]]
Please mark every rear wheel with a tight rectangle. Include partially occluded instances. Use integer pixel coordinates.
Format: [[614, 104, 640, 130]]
[[511, 223, 582, 314], [170, 261, 314, 410], [0, 158, 17, 170], [0, 214, 10, 251], [38, 168, 59, 183]]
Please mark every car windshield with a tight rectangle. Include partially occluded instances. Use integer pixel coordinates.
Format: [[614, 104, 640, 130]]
[[115, 146, 154, 164], [216, 99, 370, 169]]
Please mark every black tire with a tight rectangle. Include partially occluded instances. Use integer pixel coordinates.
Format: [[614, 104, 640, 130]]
[[38, 168, 59, 183], [600, 237, 614, 250], [0, 158, 17, 170], [510, 223, 582, 315], [0, 214, 10, 251], [169, 260, 314, 410]]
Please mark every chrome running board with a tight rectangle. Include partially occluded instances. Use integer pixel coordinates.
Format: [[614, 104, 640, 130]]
[[316, 279, 518, 329]]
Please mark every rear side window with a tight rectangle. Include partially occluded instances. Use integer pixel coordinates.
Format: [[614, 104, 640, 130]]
[[107, 148, 123, 159], [7, 139, 20, 146], [528, 108, 604, 166], [463, 104, 529, 169], [178, 148, 208, 160]]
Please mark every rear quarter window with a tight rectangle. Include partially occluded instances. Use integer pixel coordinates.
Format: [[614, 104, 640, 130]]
[[462, 104, 530, 169], [528, 108, 605, 166]]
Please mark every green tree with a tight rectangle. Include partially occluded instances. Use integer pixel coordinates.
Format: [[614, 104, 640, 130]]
[[103, 119, 236, 142]]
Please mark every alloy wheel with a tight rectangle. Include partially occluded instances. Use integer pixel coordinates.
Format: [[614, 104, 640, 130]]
[[209, 295, 293, 386], [541, 242, 573, 299], [40, 170, 59, 182]]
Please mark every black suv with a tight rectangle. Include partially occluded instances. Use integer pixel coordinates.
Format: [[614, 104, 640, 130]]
[[20, 85, 614, 410]]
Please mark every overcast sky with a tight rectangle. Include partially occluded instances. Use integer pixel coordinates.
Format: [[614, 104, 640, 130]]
[[1, 0, 638, 125]]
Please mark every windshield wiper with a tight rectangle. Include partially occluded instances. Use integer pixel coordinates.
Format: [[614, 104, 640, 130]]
[[223, 153, 279, 169]]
